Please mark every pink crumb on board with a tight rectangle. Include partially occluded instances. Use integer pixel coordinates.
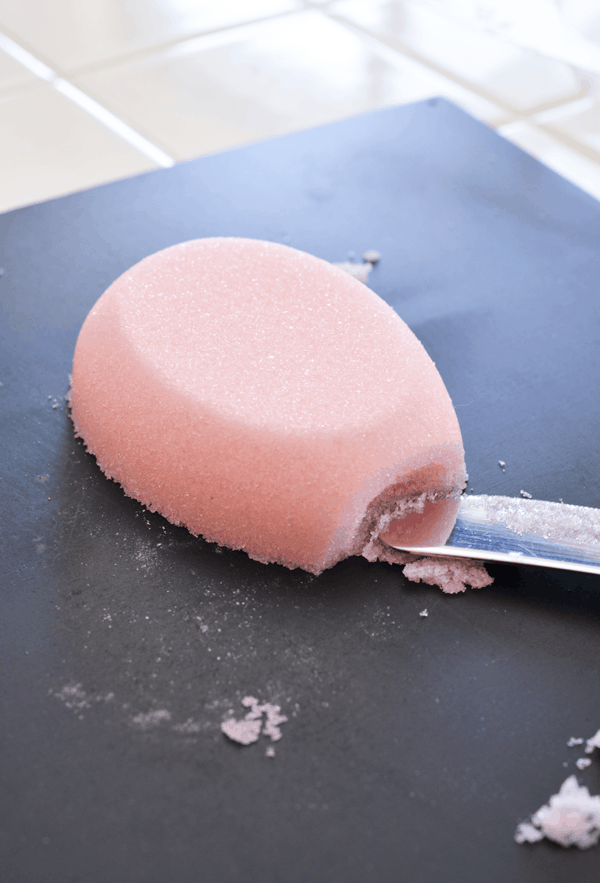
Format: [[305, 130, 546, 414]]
[[221, 697, 288, 746], [402, 555, 494, 594], [515, 776, 600, 849], [70, 237, 467, 575]]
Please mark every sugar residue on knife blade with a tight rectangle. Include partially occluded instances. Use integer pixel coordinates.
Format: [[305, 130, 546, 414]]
[[461, 494, 600, 548]]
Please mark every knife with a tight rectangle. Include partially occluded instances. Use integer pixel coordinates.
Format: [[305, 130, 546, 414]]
[[386, 494, 600, 576]]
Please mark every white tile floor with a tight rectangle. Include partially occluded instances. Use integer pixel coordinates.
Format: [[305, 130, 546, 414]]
[[3, 0, 600, 212]]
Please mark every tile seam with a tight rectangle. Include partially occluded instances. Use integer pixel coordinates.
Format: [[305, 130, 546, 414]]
[[500, 119, 600, 170], [325, 11, 590, 125], [45, 7, 304, 78], [0, 29, 175, 168]]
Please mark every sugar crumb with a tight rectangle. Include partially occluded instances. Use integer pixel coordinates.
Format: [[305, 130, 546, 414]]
[[221, 696, 289, 746], [515, 821, 544, 843], [221, 717, 262, 745], [585, 728, 600, 755], [363, 250, 380, 264], [403, 556, 493, 594], [515, 776, 600, 849]]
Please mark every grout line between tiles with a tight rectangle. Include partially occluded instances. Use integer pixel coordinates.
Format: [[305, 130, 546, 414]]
[[55, 7, 303, 78], [76, 6, 316, 73], [528, 124, 600, 169], [54, 80, 175, 168], [1, 4, 600, 189], [532, 95, 596, 124], [328, 10, 597, 124], [498, 114, 600, 166], [326, 12, 514, 116], [496, 120, 600, 189], [0, 31, 53, 80], [0, 29, 175, 168], [497, 120, 530, 137], [330, 10, 600, 184]]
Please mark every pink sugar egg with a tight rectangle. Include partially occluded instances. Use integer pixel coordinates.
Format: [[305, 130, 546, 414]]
[[70, 237, 466, 573]]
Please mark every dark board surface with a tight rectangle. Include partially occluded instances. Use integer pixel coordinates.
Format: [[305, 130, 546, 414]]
[[1, 98, 600, 883]]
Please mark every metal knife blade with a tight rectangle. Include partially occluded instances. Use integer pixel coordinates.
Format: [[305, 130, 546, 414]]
[[385, 494, 600, 576]]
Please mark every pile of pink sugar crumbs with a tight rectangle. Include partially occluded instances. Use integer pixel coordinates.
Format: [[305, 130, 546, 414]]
[[372, 541, 493, 594], [401, 555, 493, 594], [515, 777, 600, 849], [221, 697, 287, 755], [516, 728, 600, 849]]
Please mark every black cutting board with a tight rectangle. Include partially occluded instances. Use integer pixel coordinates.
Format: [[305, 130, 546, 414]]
[[1, 99, 600, 883]]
